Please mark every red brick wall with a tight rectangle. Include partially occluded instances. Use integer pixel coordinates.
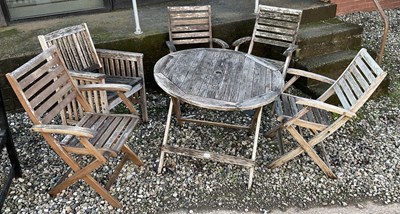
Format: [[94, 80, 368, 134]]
[[331, 0, 400, 15]]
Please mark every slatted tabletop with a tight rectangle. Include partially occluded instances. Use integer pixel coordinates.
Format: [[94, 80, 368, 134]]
[[154, 48, 284, 111]]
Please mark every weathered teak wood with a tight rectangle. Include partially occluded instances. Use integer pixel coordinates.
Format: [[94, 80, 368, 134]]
[[38, 23, 148, 123], [154, 48, 283, 189], [267, 48, 387, 178], [166, 5, 229, 52], [6, 46, 144, 208], [232, 4, 302, 78]]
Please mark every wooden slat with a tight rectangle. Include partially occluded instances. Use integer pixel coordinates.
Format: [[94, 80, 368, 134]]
[[334, 84, 351, 109], [344, 72, 363, 98], [103, 117, 130, 149], [42, 24, 86, 41], [338, 79, 357, 106], [71, 33, 89, 69], [255, 30, 294, 42], [42, 91, 77, 124], [12, 47, 58, 79], [253, 37, 291, 47], [171, 31, 210, 39], [168, 6, 209, 12], [355, 57, 375, 83], [171, 25, 209, 32], [25, 65, 64, 99], [30, 74, 69, 108], [169, 12, 209, 19], [173, 38, 210, 45], [258, 18, 298, 29], [259, 11, 300, 22], [19, 56, 60, 89], [259, 5, 302, 16], [61, 37, 79, 71], [255, 24, 296, 35], [95, 116, 123, 148], [35, 82, 73, 117], [88, 117, 115, 144], [171, 18, 209, 26], [349, 65, 370, 91], [113, 117, 138, 152], [360, 50, 384, 75]]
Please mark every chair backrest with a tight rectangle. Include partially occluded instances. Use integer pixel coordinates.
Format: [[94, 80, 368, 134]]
[[248, 5, 302, 54], [327, 48, 387, 113], [38, 23, 101, 72], [6, 46, 92, 125], [167, 5, 213, 47]]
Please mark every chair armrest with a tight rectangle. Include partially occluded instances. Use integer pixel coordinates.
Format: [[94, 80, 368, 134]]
[[96, 49, 143, 59], [293, 95, 356, 118], [212, 38, 229, 49], [32, 125, 96, 138], [79, 84, 132, 92], [283, 44, 298, 57], [287, 68, 335, 84], [69, 71, 106, 80], [166, 41, 177, 53], [232, 37, 252, 51], [283, 68, 335, 92]]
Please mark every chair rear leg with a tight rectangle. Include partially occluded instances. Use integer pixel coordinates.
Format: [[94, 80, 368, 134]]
[[49, 160, 123, 208], [49, 159, 104, 196], [121, 144, 144, 166], [106, 155, 129, 190], [139, 89, 149, 122], [277, 128, 284, 155], [277, 125, 337, 179]]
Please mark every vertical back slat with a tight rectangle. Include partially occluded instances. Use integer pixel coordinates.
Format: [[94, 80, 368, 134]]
[[168, 5, 212, 47]]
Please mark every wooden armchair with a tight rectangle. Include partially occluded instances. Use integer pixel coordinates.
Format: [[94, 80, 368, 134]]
[[166, 5, 229, 52], [38, 23, 148, 124], [266, 48, 387, 178], [6, 46, 144, 208], [232, 5, 302, 78]]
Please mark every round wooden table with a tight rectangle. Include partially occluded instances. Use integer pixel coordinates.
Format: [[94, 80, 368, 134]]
[[154, 48, 284, 189], [154, 48, 283, 111]]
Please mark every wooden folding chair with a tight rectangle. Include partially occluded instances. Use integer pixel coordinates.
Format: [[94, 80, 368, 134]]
[[166, 5, 229, 52], [38, 23, 148, 124], [232, 4, 302, 78], [6, 46, 144, 208], [266, 48, 387, 178]]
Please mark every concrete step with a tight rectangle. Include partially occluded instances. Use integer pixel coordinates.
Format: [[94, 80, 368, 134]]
[[296, 50, 359, 86], [259, 0, 336, 23], [297, 19, 363, 60]]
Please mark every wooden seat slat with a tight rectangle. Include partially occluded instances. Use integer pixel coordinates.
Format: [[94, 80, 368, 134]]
[[103, 117, 130, 150], [95, 116, 123, 149]]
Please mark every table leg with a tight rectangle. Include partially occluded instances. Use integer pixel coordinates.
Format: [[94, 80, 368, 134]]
[[248, 108, 262, 134], [157, 99, 174, 174], [248, 106, 263, 189], [172, 97, 183, 127]]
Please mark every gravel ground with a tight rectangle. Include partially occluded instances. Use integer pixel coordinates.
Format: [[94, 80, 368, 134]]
[[1, 9, 400, 213]]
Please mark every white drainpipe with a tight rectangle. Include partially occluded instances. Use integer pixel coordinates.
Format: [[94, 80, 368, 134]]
[[132, 0, 143, 34], [255, 0, 259, 13]]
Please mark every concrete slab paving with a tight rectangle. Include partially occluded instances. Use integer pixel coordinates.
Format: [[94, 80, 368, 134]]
[[169, 201, 400, 214]]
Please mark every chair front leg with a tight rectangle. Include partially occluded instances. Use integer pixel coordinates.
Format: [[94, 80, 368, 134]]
[[270, 125, 337, 179], [49, 159, 104, 196]]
